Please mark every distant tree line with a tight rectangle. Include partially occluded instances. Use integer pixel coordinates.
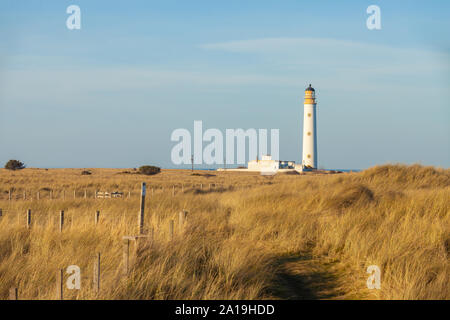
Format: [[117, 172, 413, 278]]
[[3, 160, 161, 176]]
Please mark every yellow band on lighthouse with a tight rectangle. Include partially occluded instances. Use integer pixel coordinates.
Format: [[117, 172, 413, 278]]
[[304, 88, 316, 104]]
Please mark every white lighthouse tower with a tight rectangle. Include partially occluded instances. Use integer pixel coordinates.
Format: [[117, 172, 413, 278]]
[[302, 84, 318, 169]]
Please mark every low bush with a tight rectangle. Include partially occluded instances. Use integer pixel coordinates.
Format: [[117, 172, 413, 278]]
[[138, 165, 161, 175], [4, 160, 25, 171]]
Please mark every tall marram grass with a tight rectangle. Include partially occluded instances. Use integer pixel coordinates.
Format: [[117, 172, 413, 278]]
[[0, 164, 448, 299]]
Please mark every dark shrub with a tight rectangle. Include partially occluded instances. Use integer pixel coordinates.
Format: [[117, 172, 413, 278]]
[[284, 170, 300, 175], [191, 173, 216, 177], [4, 160, 25, 171], [138, 165, 161, 175], [81, 170, 92, 175]]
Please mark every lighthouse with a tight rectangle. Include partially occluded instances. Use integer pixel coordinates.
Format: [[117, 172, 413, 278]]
[[302, 84, 318, 169]]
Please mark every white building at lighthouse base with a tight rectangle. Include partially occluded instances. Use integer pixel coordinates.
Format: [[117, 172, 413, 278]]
[[218, 155, 303, 173]]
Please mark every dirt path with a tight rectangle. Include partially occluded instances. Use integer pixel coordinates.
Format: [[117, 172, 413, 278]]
[[269, 253, 367, 300]]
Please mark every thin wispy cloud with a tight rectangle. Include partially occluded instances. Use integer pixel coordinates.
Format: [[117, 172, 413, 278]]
[[200, 37, 449, 76]]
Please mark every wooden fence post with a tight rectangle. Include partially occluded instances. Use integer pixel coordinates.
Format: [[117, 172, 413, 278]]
[[150, 226, 154, 243], [123, 238, 129, 275], [179, 211, 187, 232], [84, 189, 87, 199], [56, 269, 63, 300], [95, 210, 100, 225], [59, 210, 64, 232], [8, 190, 11, 201], [200, 183, 203, 190], [139, 182, 146, 234], [169, 219, 174, 241], [9, 287, 18, 300], [93, 253, 100, 292], [23, 191, 26, 200], [27, 209, 31, 229]]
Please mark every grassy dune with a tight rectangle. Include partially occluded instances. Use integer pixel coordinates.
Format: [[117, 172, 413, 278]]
[[0, 164, 448, 300]]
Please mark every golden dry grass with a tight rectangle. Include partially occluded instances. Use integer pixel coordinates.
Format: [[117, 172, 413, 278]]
[[0, 164, 448, 300]]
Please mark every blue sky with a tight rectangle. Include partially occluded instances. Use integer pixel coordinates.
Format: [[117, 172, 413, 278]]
[[0, 0, 449, 169]]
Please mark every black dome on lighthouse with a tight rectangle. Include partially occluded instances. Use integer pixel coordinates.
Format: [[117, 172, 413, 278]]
[[305, 84, 315, 92]]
